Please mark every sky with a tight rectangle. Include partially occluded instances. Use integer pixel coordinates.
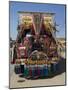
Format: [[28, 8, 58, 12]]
[[9, 1, 66, 40]]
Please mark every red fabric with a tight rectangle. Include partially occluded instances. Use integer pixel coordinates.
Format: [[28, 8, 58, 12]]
[[30, 24, 35, 35], [11, 59, 15, 64], [29, 67, 32, 76]]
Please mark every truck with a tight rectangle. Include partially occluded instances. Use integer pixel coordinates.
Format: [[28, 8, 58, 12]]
[[11, 12, 60, 78]]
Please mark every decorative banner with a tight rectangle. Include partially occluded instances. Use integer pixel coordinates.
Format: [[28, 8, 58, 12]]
[[42, 14, 54, 25], [22, 59, 58, 65], [18, 13, 36, 31], [19, 13, 33, 25]]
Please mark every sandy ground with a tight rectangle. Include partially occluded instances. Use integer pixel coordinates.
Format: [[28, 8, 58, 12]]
[[10, 72, 65, 88], [9, 51, 66, 88]]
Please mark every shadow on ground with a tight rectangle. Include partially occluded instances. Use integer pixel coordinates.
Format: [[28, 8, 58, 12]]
[[18, 80, 25, 82]]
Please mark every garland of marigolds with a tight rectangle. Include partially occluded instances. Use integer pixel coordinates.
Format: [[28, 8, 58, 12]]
[[15, 57, 59, 64]]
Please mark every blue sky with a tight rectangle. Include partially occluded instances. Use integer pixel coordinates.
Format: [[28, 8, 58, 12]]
[[9, 1, 66, 40]]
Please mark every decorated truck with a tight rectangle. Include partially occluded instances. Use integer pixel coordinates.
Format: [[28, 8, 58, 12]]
[[12, 12, 60, 78]]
